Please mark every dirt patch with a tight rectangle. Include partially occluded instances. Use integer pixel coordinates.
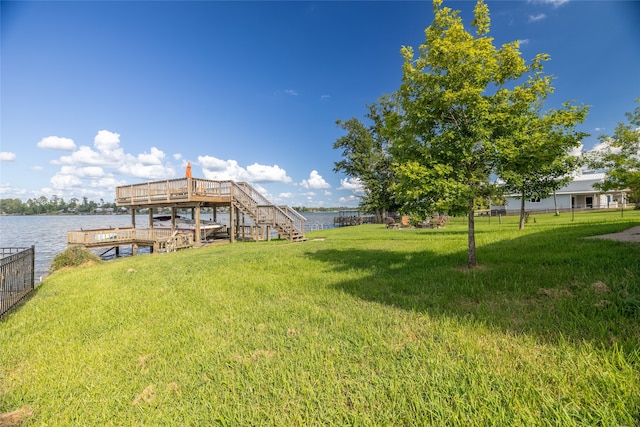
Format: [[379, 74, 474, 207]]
[[132, 385, 156, 406], [0, 407, 33, 426], [586, 226, 640, 243], [592, 281, 610, 294]]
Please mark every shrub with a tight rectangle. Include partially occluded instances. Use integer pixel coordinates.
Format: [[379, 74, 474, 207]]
[[50, 246, 100, 272]]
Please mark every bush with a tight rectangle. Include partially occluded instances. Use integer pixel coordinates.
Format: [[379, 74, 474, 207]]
[[50, 246, 101, 272]]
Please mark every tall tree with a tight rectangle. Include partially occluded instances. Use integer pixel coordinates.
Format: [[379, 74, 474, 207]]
[[588, 100, 640, 206], [334, 95, 400, 221], [391, 0, 583, 267]]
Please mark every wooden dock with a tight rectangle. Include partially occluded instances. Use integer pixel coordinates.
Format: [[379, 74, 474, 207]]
[[115, 178, 306, 243], [67, 178, 305, 256], [67, 228, 194, 254]]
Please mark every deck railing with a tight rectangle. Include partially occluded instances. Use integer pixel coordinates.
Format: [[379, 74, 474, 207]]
[[67, 228, 175, 246], [116, 178, 233, 205], [1, 246, 35, 318], [115, 178, 305, 240]]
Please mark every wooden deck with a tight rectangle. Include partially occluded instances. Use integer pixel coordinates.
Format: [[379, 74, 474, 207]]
[[115, 178, 306, 242], [116, 178, 232, 206], [67, 228, 194, 253]]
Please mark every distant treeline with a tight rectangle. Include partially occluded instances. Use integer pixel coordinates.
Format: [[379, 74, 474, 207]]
[[0, 196, 119, 215], [292, 206, 358, 213], [0, 198, 353, 215]]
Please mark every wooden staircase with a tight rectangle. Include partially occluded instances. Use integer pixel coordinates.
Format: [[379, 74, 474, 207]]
[[231, 182, 306, 241]]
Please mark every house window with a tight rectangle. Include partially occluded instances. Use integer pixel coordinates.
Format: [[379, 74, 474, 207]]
[[530, 197, 541, 203]]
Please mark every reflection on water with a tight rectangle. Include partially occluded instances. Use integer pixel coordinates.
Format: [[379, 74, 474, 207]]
[[0, 212, 338, 282]]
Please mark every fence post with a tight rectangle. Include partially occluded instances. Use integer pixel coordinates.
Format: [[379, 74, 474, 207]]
[[30, 245, 35, 288]]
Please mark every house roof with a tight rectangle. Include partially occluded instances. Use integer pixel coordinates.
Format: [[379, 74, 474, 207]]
[[504, 172, 619, 197], [556, 177, 604, 195]]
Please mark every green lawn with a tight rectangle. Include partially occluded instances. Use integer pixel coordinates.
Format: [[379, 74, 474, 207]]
[[1, 210, 639, 425]]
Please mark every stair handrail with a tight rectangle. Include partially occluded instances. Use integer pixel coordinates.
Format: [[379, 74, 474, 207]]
[[231, 182, 304, 239]]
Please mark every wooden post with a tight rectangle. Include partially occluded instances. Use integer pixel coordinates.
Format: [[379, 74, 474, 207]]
[[131, 208, 136, 228], [230, 203, 236, 243], [149, 207, 154, 228], [171, 207, 177, 233], [195, 203, 202, 246], [30, 245, 35, 288], [241, 212, 245, 240]]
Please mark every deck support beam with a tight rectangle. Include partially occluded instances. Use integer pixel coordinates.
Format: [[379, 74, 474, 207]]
[[230, 203, 235, 243], [194, 202, 202, 246]]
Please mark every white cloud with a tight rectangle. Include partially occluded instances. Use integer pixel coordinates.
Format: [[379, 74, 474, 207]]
[[59, 165, 105, 178], [246, 163, 292, 183], [528, 13, 546, 22], [517, 39, 530, 46], [338, 194, 360, 204], [37, 136, 77, 151], [137, 147, 165, 165], [198, 155, 292, 184], [568, 143, 583, 157], [0, 152, 16, 161], [279, 192, 294, 198], [199, 156, 247, 181], [300, 170, 330, 189], [50, 173, 83, 189], [285, 89, 298, 96], [528, 0, 569, 7], [590, 138, 622, 155], [173, 153, 183, 160], [94, 130, 121, 152], [338, 177, 365, 193], [91, 176, 126, 189], [117, 163, 175, 180], [0, 183, 12, 194], [53, 145, 114, 166]]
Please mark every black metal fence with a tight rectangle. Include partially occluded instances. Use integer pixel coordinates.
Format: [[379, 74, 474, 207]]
[[1, 246, 35, 318]]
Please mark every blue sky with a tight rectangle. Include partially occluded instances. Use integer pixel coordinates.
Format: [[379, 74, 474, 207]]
[[1, 1, 639, 207]]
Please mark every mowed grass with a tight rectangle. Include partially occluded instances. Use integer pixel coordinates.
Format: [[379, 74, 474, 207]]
[[1, 210, 639, 425]]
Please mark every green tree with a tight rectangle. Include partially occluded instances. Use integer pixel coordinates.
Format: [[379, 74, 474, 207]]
[[495, 104, 588, 229], [588, 100, 640, 207], [391, 0, 582, 267], [0, 198, 25, 214], [334, 95, 401, 221]]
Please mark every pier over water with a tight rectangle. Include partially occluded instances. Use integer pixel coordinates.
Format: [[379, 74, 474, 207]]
[[67, 177, 306, 255]]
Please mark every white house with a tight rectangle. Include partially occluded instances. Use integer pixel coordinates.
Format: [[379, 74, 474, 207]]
[[503, 171, 627, 213]]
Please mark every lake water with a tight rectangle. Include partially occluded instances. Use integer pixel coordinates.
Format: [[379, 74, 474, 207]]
[[0, 212, 338, 282]]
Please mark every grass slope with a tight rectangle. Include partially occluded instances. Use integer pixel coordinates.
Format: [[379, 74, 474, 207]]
[[1, 211, 639, 425]]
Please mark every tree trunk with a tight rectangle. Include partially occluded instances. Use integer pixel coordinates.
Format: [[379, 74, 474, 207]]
[[468, 198, 477, 268], [553, 190, 559, 216], [519, 189, 526, 230]]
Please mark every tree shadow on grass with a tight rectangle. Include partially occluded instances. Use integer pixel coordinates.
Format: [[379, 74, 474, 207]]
[[306, 222, 640, 355]]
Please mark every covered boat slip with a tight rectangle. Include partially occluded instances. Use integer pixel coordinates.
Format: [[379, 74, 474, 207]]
[[115, 177, 306, 244]]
